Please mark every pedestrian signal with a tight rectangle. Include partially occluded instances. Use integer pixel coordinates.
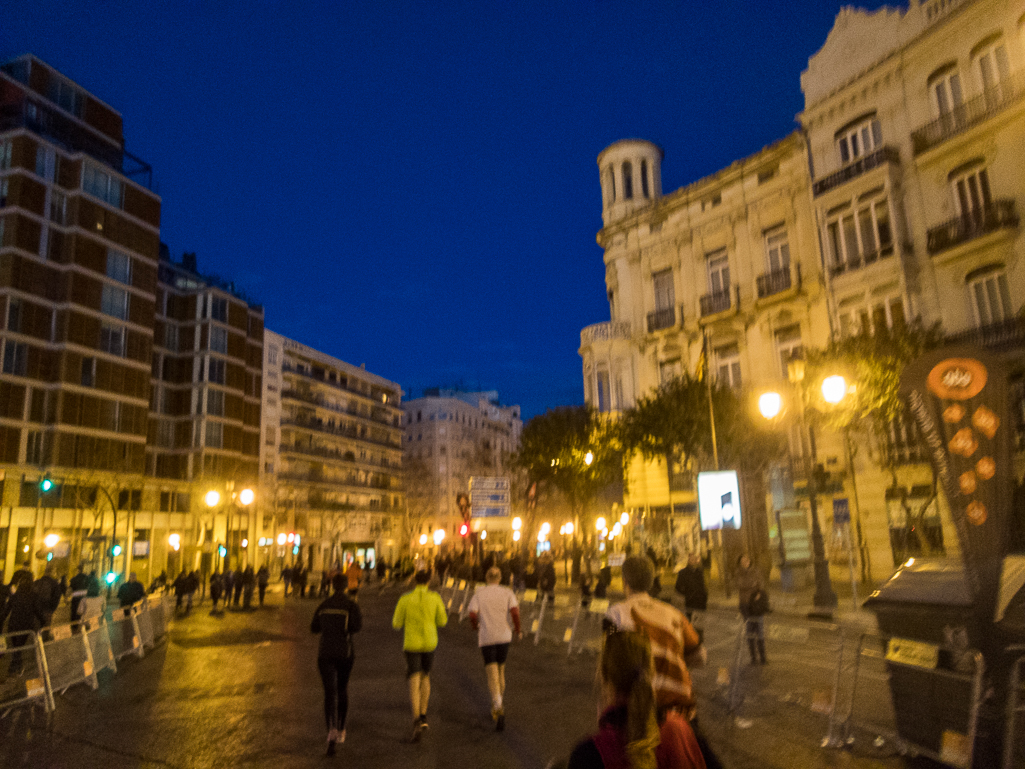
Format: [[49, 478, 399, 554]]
[[218, 545, 227, 557]]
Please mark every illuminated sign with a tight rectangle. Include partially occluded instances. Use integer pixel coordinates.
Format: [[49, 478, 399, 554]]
[[697, 471, 742, 531]]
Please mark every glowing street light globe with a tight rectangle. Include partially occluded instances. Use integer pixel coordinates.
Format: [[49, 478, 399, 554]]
[[44, 533, 60, 548], [620, 512, 629, 526], [758, 392, 783, 420], [419, 534, 428, 546], [168, 533, 181, 551], [241, 539, 248, 548], [595, 517, 607, 531], [612, 522, 623, 537], [564, 522, 574, 535], [433, 529, 446, 546], [584, 451, 594, 466], [277, 533, 287, 545], [511, 517, 522, 531], [539, 522, 551, 536], [480, 530, 487, 540], [205, 490, 221, 508], [821, 375, 848, 405], [238, 488, 255, 506], [513, 530, 521, 541]]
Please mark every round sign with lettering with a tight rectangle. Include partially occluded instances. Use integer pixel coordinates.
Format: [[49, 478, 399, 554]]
[[926, 358, 987, 401]]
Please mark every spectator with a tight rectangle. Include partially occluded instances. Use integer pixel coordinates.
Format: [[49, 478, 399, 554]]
[[242, 566, 256, 609], [117, 572, 147, 608], [537, 552, 556, 600], [346, 560, 363, 598], [33, 564, 61, 628], [210, 571, 224, 611], [675, 554, 708, 617], [735, 555, 767, 665], [566, 630, 706, 769], [257, 565, 270, 606], [70, 564, 90, 621]]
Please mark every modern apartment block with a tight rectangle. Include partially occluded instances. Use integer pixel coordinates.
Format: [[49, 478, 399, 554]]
[[260, 330, 404, 570], [581, 0, 1025, 581], [402, 389, 522, 549], [0, 55, 263, 583]]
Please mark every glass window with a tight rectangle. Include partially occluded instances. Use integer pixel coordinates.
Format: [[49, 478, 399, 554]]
[[47, 77, 83, 116], [164, 325, 178, 351], [106, 250, 131, 284], [714, 344, 742, 389], [764, 226, 790, 273], [969, 270, 1013, 327], [207, 389, 224, 416], [640, 160, 650, 198], [774, 326, 803, 377], [210, 326, 228, 353], [7, 298, 21, 332], [208, 358, 226, 385], [101, 284, 129, 320], [0, 140, 12, 170], [205, 421, 223, 449], [622, 162, 633, 200], [707, 249, 730, 296], [596, 367, 611, 412], [49, 190, 67, 224], [211, 297, 228, 322], [99, 323, 125, 356], [659, 359, 682, 385], [951, 166, 992, 219], [36, 146, 57, 182], [2, 340, 27, 375], [825, 196, 894, 270], [837, 295, 906, 337], [652, 268, 675, 310], [931, 69, 964, 117], [82, 162, 123, 208], [976, 41, 1010, 91], [81, 357, 95, 387], [836, 116, 882, 164]]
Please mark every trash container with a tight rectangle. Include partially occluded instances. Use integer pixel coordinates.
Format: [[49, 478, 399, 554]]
[[863, 558, 978, 757]]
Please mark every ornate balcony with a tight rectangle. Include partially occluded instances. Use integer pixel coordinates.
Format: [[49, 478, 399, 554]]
[[756, 264, 800, 299], [646, 307, 676, 333], [945, 317, 1025, 350], [812, 146, 900, 197], [699, 289, 732, 317], [580, 320, 632, 347], [926, 199, 1019, 255], [911, 71, 1025, 155]]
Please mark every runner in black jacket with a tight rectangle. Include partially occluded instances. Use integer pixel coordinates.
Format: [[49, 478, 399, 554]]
[[311, 573, 363, 756]]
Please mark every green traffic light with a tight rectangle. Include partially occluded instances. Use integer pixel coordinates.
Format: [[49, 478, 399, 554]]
[[112, 544, 122, 557], [40, 478, 52, 492], [218, 545, 227, 557], [105, 572, 117, 584]]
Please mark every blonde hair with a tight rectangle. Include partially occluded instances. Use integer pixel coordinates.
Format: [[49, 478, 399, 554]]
[[599, 631, 661, 769]]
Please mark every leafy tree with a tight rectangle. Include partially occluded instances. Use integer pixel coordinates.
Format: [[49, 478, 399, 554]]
[[805, 320, 945, 558], [513, 405, 622, 528]]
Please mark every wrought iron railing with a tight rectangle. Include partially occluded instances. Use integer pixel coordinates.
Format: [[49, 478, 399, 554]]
[[926, 199, 1018, 254], [911, 71, 1025, 154], [828, 245, 895, 276], [580, 321, 632, 347], [756, 265, 796, 298], [699, 289, 732, 317], [646, 306, 676, 332], [945, 317, 1025, 349], [812, 146, 900, 197]]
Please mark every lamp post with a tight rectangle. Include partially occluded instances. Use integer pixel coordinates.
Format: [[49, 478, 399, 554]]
[[759, 360, 838, 613], [206, 486, 255, 572]]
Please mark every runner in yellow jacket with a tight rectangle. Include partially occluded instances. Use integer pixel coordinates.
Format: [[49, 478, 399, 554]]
[[392, 570, 448, 741]]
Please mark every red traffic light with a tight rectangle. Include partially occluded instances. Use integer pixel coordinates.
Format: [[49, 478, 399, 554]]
[[459, 523, 469, 537]]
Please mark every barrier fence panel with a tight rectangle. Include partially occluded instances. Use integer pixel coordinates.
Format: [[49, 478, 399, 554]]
[[1002, 646, 1025, 769], [565, 598, 608, 656], [0, 630, 52, 714], [135, 602, 156, 649], [534, 594, 577, 648], [107, 607, 144, 662], [725, 616, 844, 736], [83, 617, 117, 679], [40, 622, 100, 696], [458, 583, 483, 620], [442, 578, 458, 611], [839, 632, 984, 769]]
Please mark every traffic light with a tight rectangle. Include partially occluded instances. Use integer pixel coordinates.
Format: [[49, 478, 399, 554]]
[[40, 477, 53, 492], [105, 572, 118, 585], [218, 545, 227, 557], [459, 523, 469, 537], [111, 544, 122, 557]]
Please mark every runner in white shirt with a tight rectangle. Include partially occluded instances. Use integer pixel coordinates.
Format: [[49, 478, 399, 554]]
[[467, 566, 521, 732]]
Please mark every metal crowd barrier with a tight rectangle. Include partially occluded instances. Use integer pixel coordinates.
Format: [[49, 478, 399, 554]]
[[834, 631, 984, 769], [566, 598, 609, 655], [107, 606, 145, 662], [725, 615, 845, 737], [39, 621, 105, 696], [1003, 645, 1025, 769], [0, 630, 53, 714]]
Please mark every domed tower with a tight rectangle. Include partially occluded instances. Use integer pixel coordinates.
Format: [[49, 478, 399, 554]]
[[597, 139, 663, 227]]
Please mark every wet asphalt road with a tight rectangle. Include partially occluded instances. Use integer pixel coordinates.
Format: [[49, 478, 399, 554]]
[[0, 583, 910, 769]]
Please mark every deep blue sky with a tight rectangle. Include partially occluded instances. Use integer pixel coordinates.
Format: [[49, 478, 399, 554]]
[[5, 1, 893, 419]]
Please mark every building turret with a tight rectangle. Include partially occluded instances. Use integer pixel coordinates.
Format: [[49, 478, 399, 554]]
[[597, 139, 663, 226]]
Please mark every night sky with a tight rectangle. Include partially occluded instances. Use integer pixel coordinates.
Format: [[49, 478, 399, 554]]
[[4, 1, 893, 419]]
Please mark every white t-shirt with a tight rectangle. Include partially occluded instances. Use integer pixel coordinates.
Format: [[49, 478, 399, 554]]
[[467, 584, 518, 646]]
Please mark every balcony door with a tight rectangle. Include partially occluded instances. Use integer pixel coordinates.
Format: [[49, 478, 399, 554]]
[[707, 249, 730, 297], [952, 166, 992, 222]]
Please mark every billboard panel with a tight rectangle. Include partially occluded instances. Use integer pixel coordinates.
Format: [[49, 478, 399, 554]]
[[697, 470, 741, 531]]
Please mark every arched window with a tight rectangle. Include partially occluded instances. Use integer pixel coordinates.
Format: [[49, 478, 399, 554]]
[[606, 167, 616, 203], [966, 265, 1013, 327], [971, 34, 1010, 94], [641, 160, 650, 198], [622, 161, 633, 199], [834, 112, 882, 164], [927, 62, 963, 118]]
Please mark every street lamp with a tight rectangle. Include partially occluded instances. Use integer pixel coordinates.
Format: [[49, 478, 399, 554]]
[[584, 451, 594, 466], [419, 534, 428, 546], [759, 359, 839, 613], [595, 516, 606, 531], [433, 529, 446, 546]]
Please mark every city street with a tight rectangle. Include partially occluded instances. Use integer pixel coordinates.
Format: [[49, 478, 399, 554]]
[[1, 583, 912, 769]]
